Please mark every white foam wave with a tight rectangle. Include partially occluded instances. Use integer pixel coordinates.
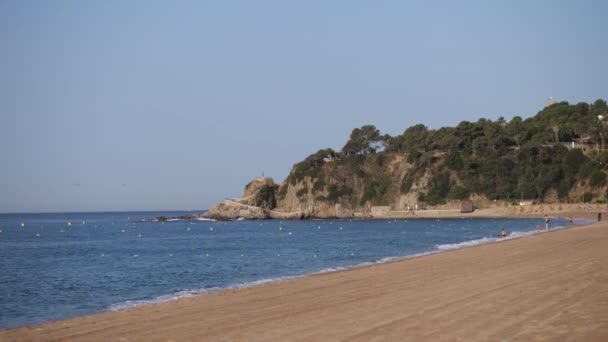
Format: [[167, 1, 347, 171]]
[[195, 217, 216, 221], [436, 237, 498, 251], [315, 266, 349, 274], [108, 276, 301, 312], [376, 256, 399, 263], [108, 288, 214, 311], [435, 228, 542, 251], [228, 275, 298, 289], [506, 230, 536, 239]]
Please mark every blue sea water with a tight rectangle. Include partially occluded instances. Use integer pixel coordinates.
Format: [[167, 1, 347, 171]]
[[0, 212, 575, 330]]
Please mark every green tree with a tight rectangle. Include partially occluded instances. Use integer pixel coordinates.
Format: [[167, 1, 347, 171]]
[[402, 124, 429, 152], [342, 125, 382, 155]]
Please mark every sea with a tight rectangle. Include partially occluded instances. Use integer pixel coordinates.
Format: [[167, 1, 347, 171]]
[[0, 211, 578, 330]]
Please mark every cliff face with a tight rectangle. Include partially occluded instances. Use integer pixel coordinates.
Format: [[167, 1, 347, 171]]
[[272, 148, 608, 217], [274, 153, 434, 216]]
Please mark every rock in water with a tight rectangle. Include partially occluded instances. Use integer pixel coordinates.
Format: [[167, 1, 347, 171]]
[[204, 177, 277, 220]]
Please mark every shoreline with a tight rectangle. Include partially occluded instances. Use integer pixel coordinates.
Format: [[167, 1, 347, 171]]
[[3, 215, 570, 330], [3, 216, 606, 340], [113, 216, 589, 316]]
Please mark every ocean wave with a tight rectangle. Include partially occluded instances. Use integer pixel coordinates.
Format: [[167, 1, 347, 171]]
[[436, 237, 498, 251], [315, 266, 349, 274], [435, 229, 541, 251], [506, 230, 536, 238], [228, 275, 299, 289], [108, 288, 215, 311], [375, 256, 399, 264], [195, 217, 216, 221], [108, 276, 301, 312]]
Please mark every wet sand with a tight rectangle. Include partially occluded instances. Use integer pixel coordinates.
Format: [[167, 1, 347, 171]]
[[2, 219, 608, 341]]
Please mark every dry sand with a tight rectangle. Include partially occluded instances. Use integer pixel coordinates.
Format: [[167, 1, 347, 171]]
[[369, 203, 608, 220], [2, 218, 608, 341]]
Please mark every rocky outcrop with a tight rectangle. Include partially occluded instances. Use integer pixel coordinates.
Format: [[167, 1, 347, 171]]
[[204, 153, 477, 220], [267, 209, 311, 220], [203, 177, 277, 220], [205, 201, 269, 220], [237, 177, 277, 209]]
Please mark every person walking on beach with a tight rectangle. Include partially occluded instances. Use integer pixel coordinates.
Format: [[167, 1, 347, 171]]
[[501, 228, 507, 239], [544, 215, 549, 232], [598, 212, 602, 222]]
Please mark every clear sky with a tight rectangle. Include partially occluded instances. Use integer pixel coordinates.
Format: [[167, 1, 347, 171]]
[[1, 0, 607, 213]]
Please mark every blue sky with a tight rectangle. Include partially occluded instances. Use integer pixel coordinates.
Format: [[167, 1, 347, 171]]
[[1, 0, 607, 213]]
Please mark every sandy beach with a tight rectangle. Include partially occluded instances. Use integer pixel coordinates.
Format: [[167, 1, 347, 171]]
[[2, 216, 608, 341]]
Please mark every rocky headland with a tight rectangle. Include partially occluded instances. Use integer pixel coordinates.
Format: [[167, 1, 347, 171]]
[[204, 99, 608, 220]]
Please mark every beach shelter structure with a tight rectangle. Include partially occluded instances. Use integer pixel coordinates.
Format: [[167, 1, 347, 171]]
[[459, 200, 474, 213]]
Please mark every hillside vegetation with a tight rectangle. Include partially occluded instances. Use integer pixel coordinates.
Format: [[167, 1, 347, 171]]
[[275, 99, 608, 215]]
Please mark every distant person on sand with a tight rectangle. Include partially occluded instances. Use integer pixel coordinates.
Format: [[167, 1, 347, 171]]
[[598, 212, 602, 222], [568, 216, 573, 224], [501, 228, 507, 239], [544, 215, 549, 232]]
